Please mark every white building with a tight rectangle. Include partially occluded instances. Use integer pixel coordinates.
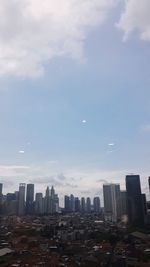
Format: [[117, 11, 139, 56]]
[[103, 183, 121, 222]]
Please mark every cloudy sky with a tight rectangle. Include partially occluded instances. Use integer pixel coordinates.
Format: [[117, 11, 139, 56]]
[[0, 0, 150, 204]]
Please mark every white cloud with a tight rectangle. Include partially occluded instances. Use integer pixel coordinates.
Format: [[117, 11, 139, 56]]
[[117, 0, 150, 41], [19, 150, 25, 154], [0, 0, 116, 78], [82, 119, 87, 123], [0, 165, 29, 177], [108, 143, 115, 146]]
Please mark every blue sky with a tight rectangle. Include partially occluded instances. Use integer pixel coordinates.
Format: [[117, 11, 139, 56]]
[[0, 0, 150, 203]]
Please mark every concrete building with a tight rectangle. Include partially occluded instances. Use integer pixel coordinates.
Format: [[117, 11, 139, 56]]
[[44, 186, 59, 214], [81, 197, 86, 213], [86, 197, 91, 213], [26, 184, 34, 215], [0, 183, 3, 214], [93, 197, 100, 213], [64, 195, 70, 212], [70, 194, 75, 212], [120, 191, 127, 217], [75, 197, 80, 212], [35, 193, 43, 214], [103, 183, 121, 222], [126, 175, 146, 226], [18, 183, 26, 216]]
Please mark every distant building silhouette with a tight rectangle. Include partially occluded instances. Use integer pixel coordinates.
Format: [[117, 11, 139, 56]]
[[86, 197, 91, 213], [120, 191, 127, 218], [75, 197, 80, 212], [126, 175, 145, 226], [0, 183, 3, 214], [81, 197, 86, 213], [93, 197, 100, 213], [64, 195, 70, 212], [18, 183, 26, 216], [35, 193, 43, 215], [26, 184, 34, 215]]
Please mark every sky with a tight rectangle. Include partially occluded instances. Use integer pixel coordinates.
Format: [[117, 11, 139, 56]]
[[0, 0, 150, 204]]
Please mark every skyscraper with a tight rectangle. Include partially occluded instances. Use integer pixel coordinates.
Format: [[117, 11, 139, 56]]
[[35, 193, 43, 215], [75, 197, 80, 212], [86, 197, 91, 213], [126, 175, 145, 226], [64, 195, 70, 212], [103, 184, 121, 222], [18, 183, 26, 216], [120, 191, 127, 217], [0, 183, 3, 197], [44, 186, 59, 214], [26, 184, 34, 214], [0, 183, 3, 213], [70, 194, 75, 212], [148, 177, 150, 192], [93, 197, 100, 213], [45, 186, 50, 214], [81, 197, 86, 213]]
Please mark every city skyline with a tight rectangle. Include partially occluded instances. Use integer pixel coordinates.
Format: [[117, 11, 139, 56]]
[[0, 1, 150, 200], [0, 174, 149, 228], [0, 173, 150, 207]]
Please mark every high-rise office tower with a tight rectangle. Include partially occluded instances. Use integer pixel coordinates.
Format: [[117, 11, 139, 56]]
[[5, 193, 18, 215], [141, 194, 147, 216], [53, 192, 59, 213], [0, 183, 3, 213], [18, 183, 26, 216], [93, 197, 100, 213], [44, 186, 59, 214], [126, 175, 145, 226], [120, 191, 127, 217], [70, 194, 75, 212], [26, 184, 34, 214], [75, 197, 80, 212], [0, 183, 3, 197], [51, 186, 55, 198], [103, 184, 121, 222], [149, 177, 150, 192], [35, 193, 43, 214], [86, 197, 91, 213], [64, 195, 70, 212], [50, 186, 55, 213], [45, 186, 50, 214], [81, 197, 86, 213]]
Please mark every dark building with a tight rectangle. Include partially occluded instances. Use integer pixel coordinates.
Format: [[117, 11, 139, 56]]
[[64, 195, 70, 212], [93, 197, 100, 213], [0, 183, 3, 213], [26, 184, 34, 214], [75, 197, 80, 212], [86, 197, 91, 213], [149, 177, 150, 192], [126, 175, 146, 226], [81, 197, 86, 213], [120, 191, 127, 217], [142, 193, 147, 216], [18, 183, 26, 216], [5, 193, 18, 215]]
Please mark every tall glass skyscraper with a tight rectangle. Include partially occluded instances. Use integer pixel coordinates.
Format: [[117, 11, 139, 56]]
[[126, 175, 145, 226], [18, 183, 26, 216], [0, 183, 3, 214], [26, 184, 34, 214]]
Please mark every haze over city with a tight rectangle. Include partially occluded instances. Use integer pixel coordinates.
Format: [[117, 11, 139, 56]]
[[0, 0, 150, 203]]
